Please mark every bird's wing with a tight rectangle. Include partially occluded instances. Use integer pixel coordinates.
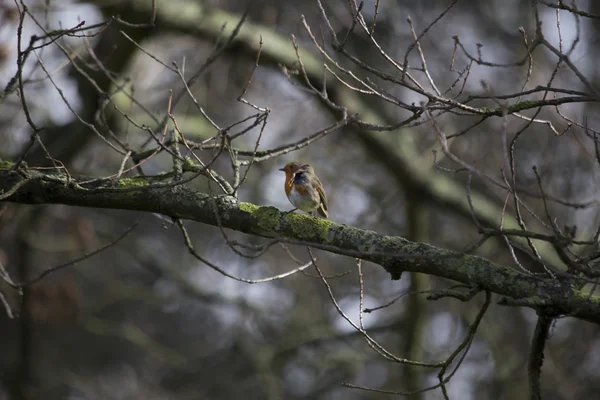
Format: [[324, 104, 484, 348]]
[[314, 177, 328, 211]]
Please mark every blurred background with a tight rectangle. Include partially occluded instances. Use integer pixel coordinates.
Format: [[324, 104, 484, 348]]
[[1, 0, 600, 399]]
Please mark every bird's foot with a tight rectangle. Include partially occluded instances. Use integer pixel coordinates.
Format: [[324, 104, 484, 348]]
[[282, 208, 298, 217]]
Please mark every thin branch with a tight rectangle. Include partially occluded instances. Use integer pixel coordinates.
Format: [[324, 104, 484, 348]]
[[528, 313, 553, 400]]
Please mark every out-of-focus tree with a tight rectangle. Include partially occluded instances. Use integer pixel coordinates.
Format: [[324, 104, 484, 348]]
[[1, 0, 600, 399]]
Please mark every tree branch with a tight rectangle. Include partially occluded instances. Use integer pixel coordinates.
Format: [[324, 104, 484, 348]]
[[2, 167, 600, 324], [528, 313, 553, 400]]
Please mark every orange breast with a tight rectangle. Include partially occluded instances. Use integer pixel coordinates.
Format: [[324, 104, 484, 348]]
[[284, 171, 294, 196]]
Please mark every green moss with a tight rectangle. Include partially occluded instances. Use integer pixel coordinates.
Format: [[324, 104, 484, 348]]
[[480, 101, 539, 116], [239, 202, 259, 213], [508, 100, 536, 113], [286, 213, 331, 240], [182, 159, 197, 170], [0, 160, 13, 169], [117, 177, 149, 187], [239, 204, 331, 237], [573, 288, 600, 305], [254, 206, 281, 232]]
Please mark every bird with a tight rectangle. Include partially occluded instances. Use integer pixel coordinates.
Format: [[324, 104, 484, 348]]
[[279, 162, 328, 218]]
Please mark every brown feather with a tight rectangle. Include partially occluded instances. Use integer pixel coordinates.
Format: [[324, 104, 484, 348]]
[[280, 162, 329, 218], [313, 177, 328, 218]]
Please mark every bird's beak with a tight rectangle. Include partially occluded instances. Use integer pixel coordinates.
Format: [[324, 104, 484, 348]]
[[278, 167, 285, 171]]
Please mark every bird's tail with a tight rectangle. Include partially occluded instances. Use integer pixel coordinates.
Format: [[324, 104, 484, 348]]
[[317, 205, 328, 219]]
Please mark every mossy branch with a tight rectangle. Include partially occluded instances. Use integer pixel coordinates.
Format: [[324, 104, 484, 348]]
[[2, 168, 600, 324]]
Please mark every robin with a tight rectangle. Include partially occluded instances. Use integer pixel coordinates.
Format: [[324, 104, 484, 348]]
[[279, 162, 328, 218]]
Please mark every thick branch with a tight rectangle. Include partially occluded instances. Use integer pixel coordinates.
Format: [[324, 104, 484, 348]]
[[2, 168, 600, 324]]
